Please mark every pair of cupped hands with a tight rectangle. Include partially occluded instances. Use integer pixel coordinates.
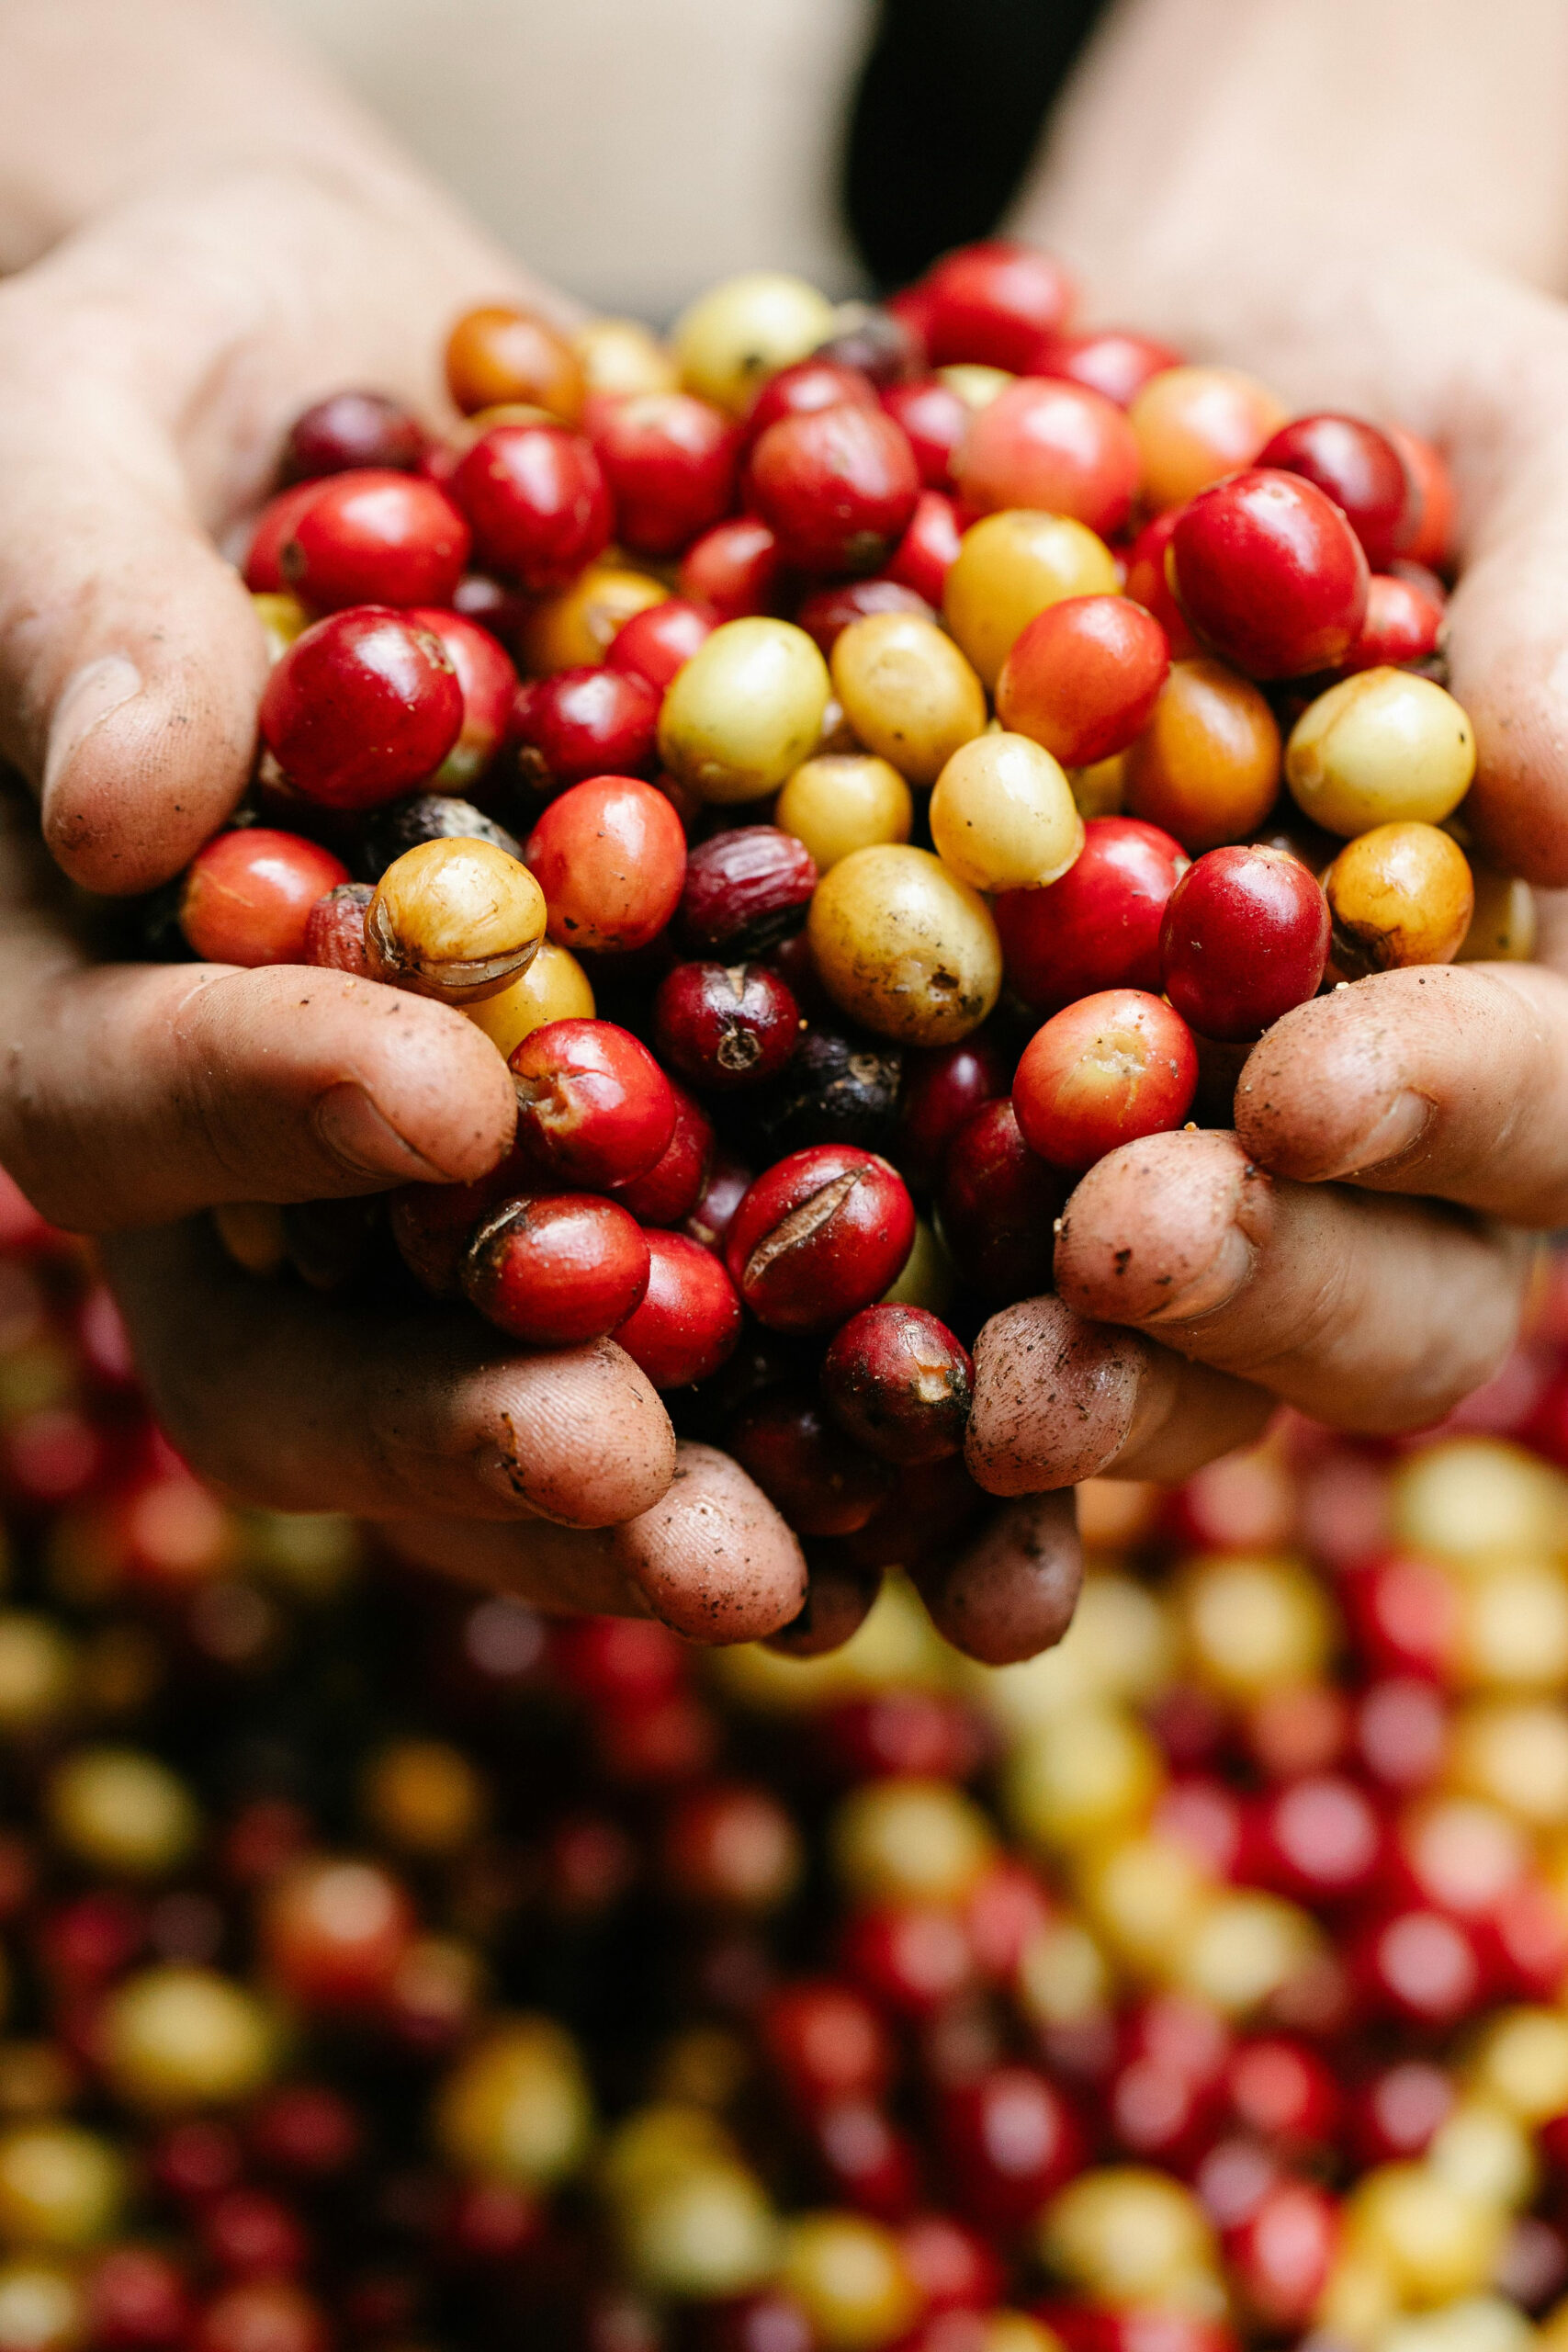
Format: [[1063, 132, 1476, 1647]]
[[5, 156, 1568, 1668]]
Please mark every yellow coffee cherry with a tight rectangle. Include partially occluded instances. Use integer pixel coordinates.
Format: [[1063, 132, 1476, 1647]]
[[572, 316, 679, 400], [1002, 1705, 1162, 1851], [367, 838, 547, 1006], [0, 2047, 76, 2126], [976, 1572, 1179, 1735], [1345, 2164, 1507, 2305], [0, 1617, 75, 1737], [944, 512, 1120, 689], [520, 565, 667, 674], [775, 753, 913, 871], [1174, 1890, 1322, 2015], [1450, 1698, 1568, 1822], [1393, 1438, 1568, 1561], [1286, 668, 1476, 836], [1070, 753, 1127, 820], [984, 2321, 1064, 2352], [1177, 1554, 1336, 1696], [781, 2211, 919, 2351], [1314, 2247, 1401, 2348], [599, 2104, 739, 2208], [1016, 1918, 1113, 2030], [620, 2164, 778, 2299], [930, 733, 1084, 892], [672, 273, 837, 414], [1456, 1563, 1568, 1688], [1469, 2007, 1568, 2125], [1074, 1834, 1213, 1975], [830, 1778, 995, 1907], [1426, 2098, 1537, 2211], [1128, 366, 1288, 511], [1325, 822, 1474, 976], [101, 1967, 275, 2110], [434, 2016, 592, 2187], [1382, 2295, 1537, 2352], [1041, 2167, 1217, 2303], [1458, 867, 1536, 963], [0, 2259, 82, 2352], [0, 2125, 121, 2253], [361, 1739, 489, 1858], [463, 938, 594, 1057], [649, 2026, 750, 2112], [829, 614, 987, 786], [660, 617, 830, 804], [807, 844, 1001, 1046], [45, 1748, 199, 1881], [937, 364, 1014, 411], [880, 1216, 956, 1316], [251, 592, 310, 664]]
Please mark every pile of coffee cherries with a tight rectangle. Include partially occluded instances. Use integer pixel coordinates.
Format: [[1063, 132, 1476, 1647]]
[[12, 1176, 1568, 2351], [153, 241, 1524, 1513]]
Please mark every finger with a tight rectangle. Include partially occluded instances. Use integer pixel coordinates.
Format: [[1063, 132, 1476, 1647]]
[[100, 1218, 675, 1529], [910, 1492, 1083, 1668], [1054, 1128, 1529, 1433], [1235, 961, 1568, 1224], [765, 1559, 884, 1657], [965, 1295, 1273, 1495]]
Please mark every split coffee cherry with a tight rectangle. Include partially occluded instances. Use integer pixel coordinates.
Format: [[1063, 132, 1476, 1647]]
[[279, 471, 470, 612], [775, 753, 912, 874], [682, 826, 818, 957], [365, 838, 547, 1005], [671, 271, 837, 415], [1128, 365, 1288, 510], [463, 1193, 650, 1347], [942, 508, 1120, 689], [1122, 508, 1197, 658], [795, 577, 932, 657], [678, 515, 784, 620], [606, 596, 716, 692], [659, 617, 831, 804], [820, 1305, 975, 1466], [994, 816, 1187, 1013], [1343, 572, 1445, 673], [608, 1084, 714, 1227], [512, 668, 660, 798], [612, 1231, 742, 1389], [259, 607, 464, 811], [1036, 328, 1182, 409], [742, 358, 880, 447], [725, 1146, 916, 1335], [1122, 658, 1281, 854], [952, 377, 1141, 539], [351, 790, 520, 883], [934, 1098, 1065, 1302], [897, 1034, 1010, 1190], [653, 962, 802, 1092], [401, 607, 517, 793], [302, 881, 373, 977], [996, 595, 1170, 769], [928, 733, 1084, 894], [1168, 468, 1370, 679], [524, 775, 687, 955], [829, 611, 987, 785], [1258, 413, 1416, 570], [885, 488, 964, 605], [1325, 822, 1474, 977], [743, 1026, 905, 1160], [1160, 846, 1331, 1043], [1285, 667, 1476, 835], [747, 405, 921, 575], [450, 423, 612, 591], [920, 240, 1077, 371], [508, 1018, 676, 1188], [808, 844, 1003, 1047], [178, 831, 349, 967], [444, 303, 585, 421], [281, 390, 424, 481], [1012, 989, 1200, 1173], [880, 377, 968, 486], [727, 1388, 892, 1537], [588, 391, 739, 556]]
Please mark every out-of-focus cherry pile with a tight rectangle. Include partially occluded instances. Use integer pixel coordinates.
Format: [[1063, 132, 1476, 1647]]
[[11, 1176, 1568, 2352]]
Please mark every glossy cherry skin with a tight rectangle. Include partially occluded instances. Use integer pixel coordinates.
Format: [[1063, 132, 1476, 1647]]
[[1388, 424, 1454, 569], [1122, 507, 1198, 657], [654, 960, 802, 1091], [402, 605, 517, 790], [463, 1192, 651, 1344], [953, 377, 1140, 538], [179, 831, 348, 966], [1168, 468, 1369, 678], [682, 827, 818, 956], [996, 594, 1169, 767], [879, 377, 968, 487], [1258, 413, 1416, 569], [1224, 2037, 1341, 2152], [1161, 846, 1331, 1042], [1247, 1771, 1385, 1904], [259, 1857, 414, 2007], [1352, 1903, 1485, 2028], [609, 1083, 714, 1226], [281, 390, 424, 481], [743, 358, 880, 448], [727, 1387, 892, 1536], [606, 597, 716, 692], [897, 1033, 1010, 1190], [508, 1018, 676, 1186], [613, 1231, 743, 1388], [1012, 989, 1199, 1172], [994, 816, 1188, 1012], [525, 775, 686, 955], [841, 1898, 976, 2018], [1342, 571, 1444, 673], [921, 240, 1077, 370], [747, 405, 920, 575], [935, 1098, 1066, 1301], [588, 390, 739, 555], [1226, 2178, 1339, 2331], [280, 469, 469, 611], [938, 2065, 1084, 2231], [678, 515, 784, 619], [886, 490, 964, 605], [761, 1977, 895, 2107], [512, 669, 660, 797], [821, 1305, 974, 1465], [1035, 328, 1182, 408], [795, 577, 932, 657], [725, 1145, 916, 1335], [259, 607, 463, 811], [686, 1150, 753, 1255], [88, 2245, 197, 2351], [243, 480, 326, 592], [450, 422, 612, 591]]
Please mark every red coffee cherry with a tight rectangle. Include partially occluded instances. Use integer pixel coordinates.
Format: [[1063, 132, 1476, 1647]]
[[879, 378, 968, 488], [179, 831, 349, 966], [243, 480, 327, 593], [1035, 327, 1183, 408], [747, 405, 921, 576], [525, 775, 686, 954], [259, 1856, 414, 2008], [280, 390, 425, 482], [937, 2064, 1085, 2230], [198, 2187, 310, 2278], [921, 240, 1077, 371], [248, 2083, 363, 2181], [450, 422, 612, 591], [678, 515, 784, 622], [403, 606, 517, 792], [588, 390, 739, 556], [996, 594, 1170, 768], [886, 489, 964, 606], [934, 1099, 1065, 1302], [994, 815, 1188, 1014], [727, 1386, 893, 1537], [606, 597, 717, 692], [512, 669, 660, 797], [1342, 572, 1444, 673], [302, 881, 373, 977], [1169, 468, 1370, 678], [280, 469, 470, 610], [509, 1018, 677, 1187], [896, 1033, 1010, 1191], [762, 1977, 895, 2107], [612, 1230, 743, 1388], [259, 607, 463, 810], [795, 577, 932, 657], [1122, 506, 1198, 657], [1160, 845, 1331, 1042], [653, 961, 802, 1092], [1012, 989, 1200, 1173], [953, 377, 1140, 539], [609, 1084, 715, 1227], [743, 359, 880, 449], [725, 1146, 916, 1335], [389, 1141, 536, 1298], [682, 827, 818, 956], [685, 1150, 754, 1256], [1258, 413, 1416, 569], [193, 2280, 330, 2352], [820, 1305, 975, 1466], [463, 1192, 651, 1345]]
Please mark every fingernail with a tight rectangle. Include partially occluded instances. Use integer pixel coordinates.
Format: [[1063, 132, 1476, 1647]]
[[1142, 1222, 1255, 1322], [311, 1082, 446, 1181], [42, 657, 142, 802], [1313, 1089, 1432, 1180]]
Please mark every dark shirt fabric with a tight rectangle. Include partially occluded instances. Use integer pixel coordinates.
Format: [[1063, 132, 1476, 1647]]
[[843, 0, 1110, 289]]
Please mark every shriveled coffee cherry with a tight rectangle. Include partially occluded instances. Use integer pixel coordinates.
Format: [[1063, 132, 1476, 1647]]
[[994, 816, 1188, 1012], [728, 1388, 892, 1536], [679, 516, 784, 620], [463, 1193, 650, 1346], [897, 1035, 1010, 1190], [654, 962, 802, 1092], [821, 1305, 974, 1466], [179, 831, 348, 966], [509, 1018, 676, 1187], [280, 471, 470, 611], [682, 827, 818, 956], [613, 1232, 742, 1389], [815, 302, 922, 386], [608, 1084, 714, 1226], [1036, 328, 1182, 408], [725, 1146, 916, 1335], [1324, 821, 1474, 977], [953, 378, 1140, 539], [742, 1029, 904, 1160], [935, 1098, 1065, 1301], [1122, 658, 1281, 854], [1160, 845, 1331, 1042], [512, 669, 660, 797], [282, 391, 424, 481], [259, 607, 463, 811], [451, 424, 611, 591], [444, 304, 585, 421], [302, 882, 373, 976], [1012, 989, 1200, 1172], [885, 490, 964, 605], [747, 406, 920, 575], [605, 597, 716, 692], [351, 792, 520, 885], [1168, 469, 1369, 679], [525, 775, 686, 955], [920, 241, 1076, 371], [366, 838, 547, 1005], [1343, 573, 1444, 673], [996, 595, 1169, 768], [795, 578, 932, 658], [588, 391, 739, 555], [1258, 413, 1416, 570], [880, 378, 968, 487], [402, 608, 516, 792]]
